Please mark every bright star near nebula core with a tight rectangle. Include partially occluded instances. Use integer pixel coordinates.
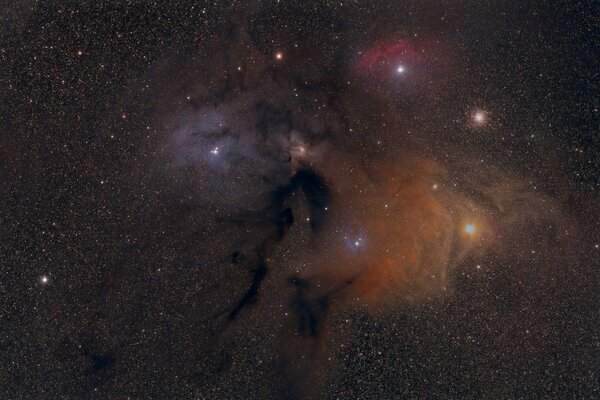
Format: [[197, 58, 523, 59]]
[[465, 224, 476, 235], [396, 65, 405, 74]]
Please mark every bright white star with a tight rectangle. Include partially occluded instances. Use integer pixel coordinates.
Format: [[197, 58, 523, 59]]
[[472, 110, 488, 125]]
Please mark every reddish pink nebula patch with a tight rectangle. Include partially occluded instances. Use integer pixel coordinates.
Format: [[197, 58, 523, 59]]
[[357, 40, 425, 74]]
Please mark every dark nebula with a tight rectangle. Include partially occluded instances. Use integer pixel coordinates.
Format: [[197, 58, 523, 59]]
[[2, 1, 599, 399]]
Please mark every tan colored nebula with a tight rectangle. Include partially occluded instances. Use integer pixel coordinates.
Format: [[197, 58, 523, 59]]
[[307, 154, 494, 305], [280, 151, 570, 399]]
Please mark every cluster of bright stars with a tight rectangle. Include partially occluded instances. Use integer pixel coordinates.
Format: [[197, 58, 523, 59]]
[[343, 235, 364, 249]]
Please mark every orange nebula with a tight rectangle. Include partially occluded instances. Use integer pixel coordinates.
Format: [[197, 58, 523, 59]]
[[309, 155, 492, 306]]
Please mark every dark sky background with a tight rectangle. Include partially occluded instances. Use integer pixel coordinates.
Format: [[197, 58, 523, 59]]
[[1, 1, 599, 399]]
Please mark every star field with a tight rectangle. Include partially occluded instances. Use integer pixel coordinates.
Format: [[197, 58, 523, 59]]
[[1, 1, 599, 399]]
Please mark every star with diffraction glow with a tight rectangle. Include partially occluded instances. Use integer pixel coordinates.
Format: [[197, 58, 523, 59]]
[[472, 109, 488, 126], [465, 224, 476, 235]]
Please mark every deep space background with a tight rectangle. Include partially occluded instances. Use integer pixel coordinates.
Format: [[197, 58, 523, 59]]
[[1, 1, 599, 399]]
